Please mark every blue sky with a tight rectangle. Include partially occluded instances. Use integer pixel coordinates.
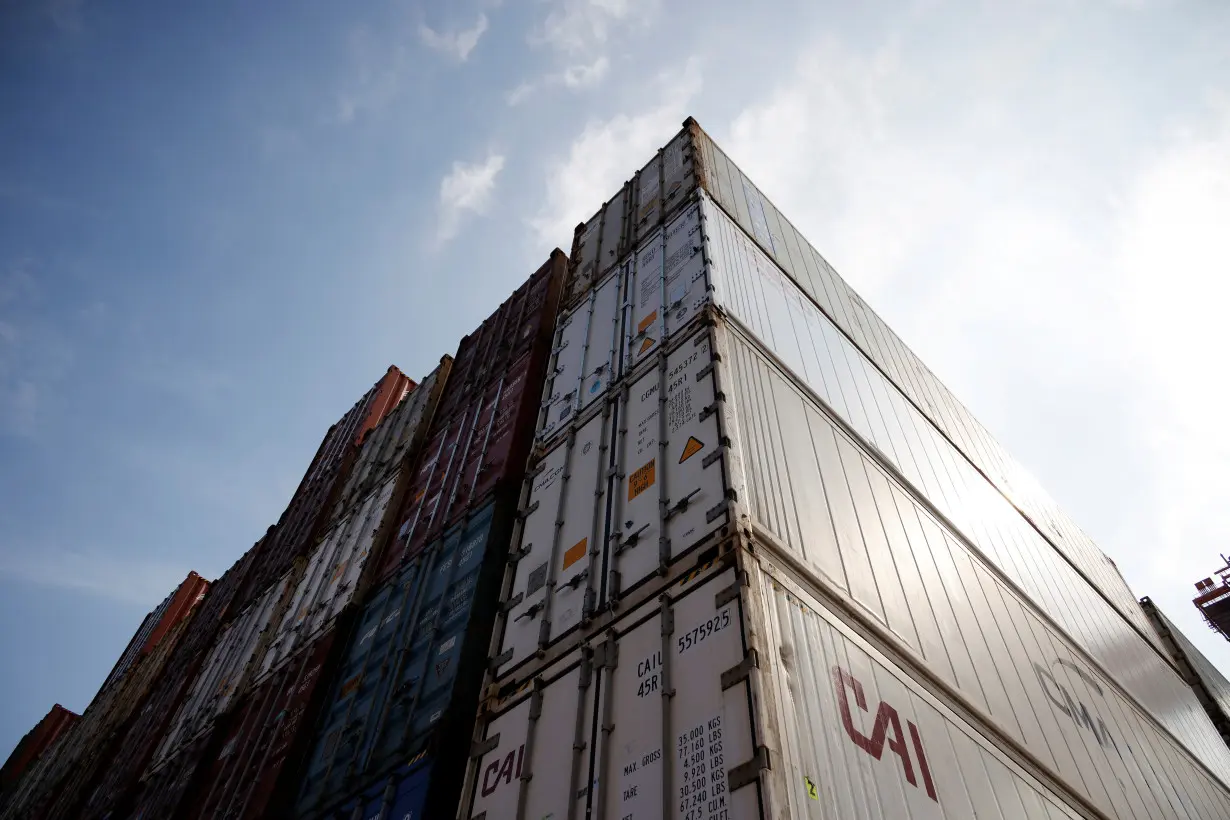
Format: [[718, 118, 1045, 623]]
[[2, 0, 1230, 759]]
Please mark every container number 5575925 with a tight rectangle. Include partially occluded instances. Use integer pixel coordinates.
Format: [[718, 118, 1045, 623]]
[[678, 609, 732, 654]]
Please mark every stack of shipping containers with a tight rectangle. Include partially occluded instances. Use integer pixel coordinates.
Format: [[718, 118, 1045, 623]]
[[128, 365, 449, 819], [293, 251, 566, 819], [7, 116, 1230, 820], [459, 119, 1230, 819], [0, 574, 209, 820], [1141, 597, 1230, 750]]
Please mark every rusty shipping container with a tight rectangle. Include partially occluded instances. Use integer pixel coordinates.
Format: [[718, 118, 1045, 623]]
[[1142, 597, 1230, 748], [378, 252, 566, 580], [0, 609, 200, 820], [296, 499, 516, 818], [235, 367, 415, 610], [566, 117, 1164, 677], [82, 548, 258, 819], [0, 705, 78, 803], [97, 572, 210, 697]]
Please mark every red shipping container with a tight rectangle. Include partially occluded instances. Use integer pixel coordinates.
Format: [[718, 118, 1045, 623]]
[[0, 704, 78, 795], [432, 252, 565, 423], [189, 630, 340, 820]]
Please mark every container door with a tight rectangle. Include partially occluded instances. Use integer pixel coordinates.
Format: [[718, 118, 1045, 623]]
[[591, 566, 759, 820], [623, 202, 710, 373], [608, 327, 731, 602], [541, 269, 622, 443], [496, 410, 608, 679], [466, 661, 596, 820], [387, 762, 433, 820]]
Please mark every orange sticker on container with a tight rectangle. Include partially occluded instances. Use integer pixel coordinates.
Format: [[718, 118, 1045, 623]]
[[679, 436, 704, 463], [563, 538, 588, 571], [639, 336, 656, 355], [638, 311, 658, 333], [629, 459, 656, 501]]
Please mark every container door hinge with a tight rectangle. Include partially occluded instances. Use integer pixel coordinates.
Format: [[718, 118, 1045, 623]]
[[728, 746, 773, 791], [714, 571, 749, 608], [702, 438, 730, 469], [491, 649, 514, 670], [509, 544, 531, 565], [470, 733, 500, 758], [698, 397, 726, 422], [501, 593, 525, 613], [593, 637, 619, 670], [706, 490, 737, 523], [721, 649, 759, 690]]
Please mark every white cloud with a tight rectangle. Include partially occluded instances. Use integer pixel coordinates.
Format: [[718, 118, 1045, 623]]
[[438, 152, 506, 244], [505, 56, 610, 106], [532, 0, 652, 55], [419, 13, 489, 62], [0, 545, 190, 607], [336, 25, 410, 123], [716, 26, 1230, 675], [529, 58, 702, 246], [562, 55, 609, 88]]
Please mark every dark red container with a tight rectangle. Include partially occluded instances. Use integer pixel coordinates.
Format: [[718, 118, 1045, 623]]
[[82, 548, 258, 819], [377, 251, 567, 581], [189, 629, 341, 820], [0, 704, 78, 796], [432, 251, 566, 422], [235, 367, 413, 610]]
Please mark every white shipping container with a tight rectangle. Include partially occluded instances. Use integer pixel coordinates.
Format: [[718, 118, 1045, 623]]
[[259, 471, 400, 677], [529, 189, 1228, 781], [496, 312, 1230, 804], [466, 548, 1220, 819], [148, 574, 293, 771], [574, 119, 1159, 675]]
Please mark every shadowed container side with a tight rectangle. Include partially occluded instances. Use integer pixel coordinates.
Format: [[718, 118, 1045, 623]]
[[234, 367, 416, 611], [379, 251, 567, 580], [1142, 597, 1230, 749], [0, 705, 79, 805], [128, 628, 345, 820], [295, 500, 518, 819], [80, 547, 259, 820], [96, 573, 211, 698], [0, 601, 203, 820]]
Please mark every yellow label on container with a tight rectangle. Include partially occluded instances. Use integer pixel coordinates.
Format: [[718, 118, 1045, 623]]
[[562, 538, 588, 571], [629, 459, 656, 501]]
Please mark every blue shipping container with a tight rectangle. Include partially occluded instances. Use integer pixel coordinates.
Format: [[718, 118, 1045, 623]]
[[296, 501, 502, 818]]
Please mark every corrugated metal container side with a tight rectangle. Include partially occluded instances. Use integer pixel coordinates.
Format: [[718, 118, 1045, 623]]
[[317, 757, 433, 820], [489, 310, 1230, 807], [128, 724, 220, 820], [296, 499, 516, 819], [236, 367, 412, 610], [464, 543, 1230, 820], [0, 705, 78, 801], [97, 573, 209, 697], [542, 188, 1227, 781], [330, 359, 452, 524], [1142, 597, 1230, 747], [1, 612, 198, 820], [259, 472, 402, 678], [147, 565, 301, 773], [381, 350, 541, 578], [568, 117, 1164, 670], [82, 548, 258, 819], [190, 628, 343, 820], [432, 251, 567, 424]]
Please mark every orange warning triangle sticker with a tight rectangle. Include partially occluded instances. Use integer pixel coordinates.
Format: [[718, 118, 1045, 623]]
[[639, 336, 656, 355], [679, 436, 705, 464]]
